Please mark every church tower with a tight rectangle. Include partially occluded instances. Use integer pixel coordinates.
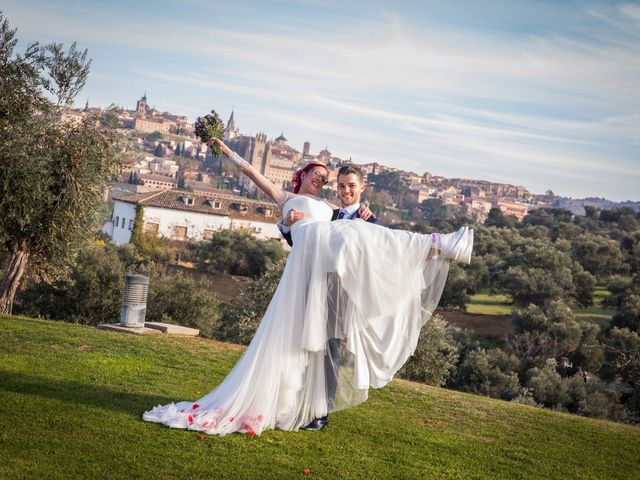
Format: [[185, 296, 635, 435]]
[[223, 109, 239, 140], [251, 132, 271, 175], [136, 93, 147, 117]]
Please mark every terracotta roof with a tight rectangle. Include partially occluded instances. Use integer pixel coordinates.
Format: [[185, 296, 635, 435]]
[[113, 190, 280, 223], [139, 174, 177, 183]]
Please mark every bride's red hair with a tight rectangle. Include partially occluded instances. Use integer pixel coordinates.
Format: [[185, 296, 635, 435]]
[[292, 162, 328, 193]]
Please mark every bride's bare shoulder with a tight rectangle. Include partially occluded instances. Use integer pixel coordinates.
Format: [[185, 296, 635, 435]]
[[279, 192, 298, 206]]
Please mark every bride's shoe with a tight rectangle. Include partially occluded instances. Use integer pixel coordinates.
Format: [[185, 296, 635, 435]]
[[429, 227, 473, 264]]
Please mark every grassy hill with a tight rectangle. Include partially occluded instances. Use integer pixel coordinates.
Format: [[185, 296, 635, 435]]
[[1, 316, 638, 480]]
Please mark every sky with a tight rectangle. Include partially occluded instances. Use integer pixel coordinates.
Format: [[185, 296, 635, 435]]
[[3, 0, 640, 201]]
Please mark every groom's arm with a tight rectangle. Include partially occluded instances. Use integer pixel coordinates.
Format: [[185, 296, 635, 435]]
[[277, 208, 305, 247], [277, 221, 293, 247]]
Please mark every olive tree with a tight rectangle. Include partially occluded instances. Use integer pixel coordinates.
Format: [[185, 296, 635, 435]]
[[0, 13, 120, 313]]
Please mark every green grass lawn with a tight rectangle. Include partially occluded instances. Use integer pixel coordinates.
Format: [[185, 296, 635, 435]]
[[1, 316, 639, 480], [467, 289, 614, 329], [466, 292, 513, 315], [573, 306, 615, 328], [573, 288, 614, 328]]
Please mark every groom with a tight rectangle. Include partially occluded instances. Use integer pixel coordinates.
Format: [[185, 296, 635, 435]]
[[277, 164, 380, 246], [277, 165, 380, 431]]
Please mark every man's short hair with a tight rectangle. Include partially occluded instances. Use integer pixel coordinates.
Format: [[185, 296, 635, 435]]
[[337, 165, 365, 183]]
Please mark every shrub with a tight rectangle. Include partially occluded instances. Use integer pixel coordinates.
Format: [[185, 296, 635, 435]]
[[144, 263, 220, 338], [439, 263, 473, 310], [526, 358, 567, 408], [16, 244, 220, 336], [191, 229, 286, 278], [398, 315, 460, 386], [455, 348, 521, 400], [215, 258, 286, 344], [16, 244, 124, 324]]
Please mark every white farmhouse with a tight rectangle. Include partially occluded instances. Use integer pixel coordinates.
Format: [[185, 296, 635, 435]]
[[107, 190, 282, 245]]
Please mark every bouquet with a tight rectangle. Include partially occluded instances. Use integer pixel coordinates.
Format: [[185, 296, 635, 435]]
[[194, 110, 225, 157]]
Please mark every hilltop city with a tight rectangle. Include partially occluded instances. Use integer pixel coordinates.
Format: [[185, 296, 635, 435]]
[[62, 95, 612, 245]]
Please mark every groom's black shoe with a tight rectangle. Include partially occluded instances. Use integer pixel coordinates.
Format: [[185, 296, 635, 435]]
[[301, 415, 328, 431]]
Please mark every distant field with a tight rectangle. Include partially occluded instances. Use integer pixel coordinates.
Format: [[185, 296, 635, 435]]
[[2, 316, 639, 480], [574, 288, 614, 328], [466, 292, 512, 316], [466, 289, 614, 329]]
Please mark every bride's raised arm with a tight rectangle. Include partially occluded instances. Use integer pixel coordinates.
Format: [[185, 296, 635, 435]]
[[209, 138, 290, 205]]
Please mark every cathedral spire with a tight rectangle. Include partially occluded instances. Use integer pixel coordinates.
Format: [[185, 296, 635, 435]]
[[223, 108, 238, 140]]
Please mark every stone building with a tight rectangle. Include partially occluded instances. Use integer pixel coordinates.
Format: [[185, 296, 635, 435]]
[[131, 93, 191, 135], [495, 199, 530, 221], [226, 130, 301, 189]]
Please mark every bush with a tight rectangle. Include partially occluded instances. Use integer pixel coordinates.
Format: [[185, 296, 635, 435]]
[[525, 359, 617, 418], [398, 315, 460, 386], [215, 258, 286, 344], [572, 322, 604, 372], [144, 263, 220, 338], [16, 244, 124, 324], [454, 348, 521, 400], [16, 243, 220, 336], [602, 328, 640, 422], [526, 358, 566, 408], [439, 263, 472, 310], [191, 229, 286, 278], [571, 377, 618, 419]]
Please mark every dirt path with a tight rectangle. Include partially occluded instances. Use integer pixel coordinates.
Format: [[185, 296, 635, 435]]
[[438, 310, 513, 340]]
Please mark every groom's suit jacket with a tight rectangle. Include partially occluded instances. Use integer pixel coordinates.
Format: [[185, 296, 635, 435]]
[[280, 207, 380, 247]]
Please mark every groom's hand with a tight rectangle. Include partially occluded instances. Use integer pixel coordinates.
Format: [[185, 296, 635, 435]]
[[358, 204, 373, 221], [283, 208, 305, 226]]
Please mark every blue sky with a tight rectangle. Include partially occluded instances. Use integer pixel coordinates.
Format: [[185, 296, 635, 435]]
[[3, 0, 640, 200]]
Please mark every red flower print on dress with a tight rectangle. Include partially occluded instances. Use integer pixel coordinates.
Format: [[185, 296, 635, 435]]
[[192, 404, 200, 409], [257, 415, 264, 422], [187, 414, 194, 425]]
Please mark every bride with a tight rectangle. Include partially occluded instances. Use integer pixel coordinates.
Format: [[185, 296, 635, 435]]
[[143, 138, 473, 436]]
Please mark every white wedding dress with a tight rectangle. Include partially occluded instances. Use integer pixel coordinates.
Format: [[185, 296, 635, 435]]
[[143, 195, 473, 435]]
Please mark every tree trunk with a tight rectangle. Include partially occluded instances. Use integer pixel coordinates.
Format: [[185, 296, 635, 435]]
[[0, 246, 30, 315]]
